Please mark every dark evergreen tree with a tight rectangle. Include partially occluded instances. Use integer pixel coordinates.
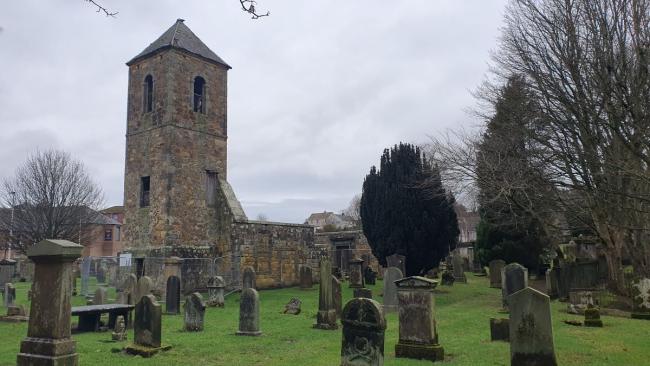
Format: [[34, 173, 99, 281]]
[[360, 143, 459, 276]]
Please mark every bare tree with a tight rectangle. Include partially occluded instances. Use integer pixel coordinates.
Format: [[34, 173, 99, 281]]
[[342, 194, 361, 225], [255, 213, 269, 222], [1, 149, 104, 253], [83, 0, 269, 19]]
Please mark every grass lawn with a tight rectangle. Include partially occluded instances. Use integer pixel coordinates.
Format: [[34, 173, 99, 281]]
[[0, 275, 648, 365]]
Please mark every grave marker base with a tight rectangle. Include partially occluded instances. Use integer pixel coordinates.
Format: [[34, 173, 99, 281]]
[[17, 337, 78, 366], [395, 341, 444, 362], [235, 330, 262, 336]]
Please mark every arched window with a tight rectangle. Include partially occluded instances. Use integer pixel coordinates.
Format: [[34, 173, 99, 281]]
[[143, 74, 153, 113], [193, 76, 206, 113]]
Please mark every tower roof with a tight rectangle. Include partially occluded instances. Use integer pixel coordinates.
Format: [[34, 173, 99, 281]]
[[127, 19, 231, 69]]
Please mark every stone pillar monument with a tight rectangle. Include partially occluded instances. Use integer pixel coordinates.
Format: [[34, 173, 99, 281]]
[[314, 257, 337, 330], [17, 239, 82, 366]]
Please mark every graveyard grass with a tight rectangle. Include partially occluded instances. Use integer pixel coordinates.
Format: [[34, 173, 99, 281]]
[[0, 276, 648, 366]]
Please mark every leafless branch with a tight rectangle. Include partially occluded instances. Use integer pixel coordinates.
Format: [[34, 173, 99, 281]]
[[239, 0, 270, 19], [84, 0, 118, 17]]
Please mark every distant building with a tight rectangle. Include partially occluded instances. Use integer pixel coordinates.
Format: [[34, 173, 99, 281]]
[[101, 205, 124, 224], [306, 211, 356, 231], [455, 204, 479, 244]]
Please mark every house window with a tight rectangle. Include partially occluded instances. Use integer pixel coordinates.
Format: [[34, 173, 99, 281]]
[[140, 176, 150, 207], [143, 74, 153, 113], [116, 226, 121, 241], [193, 76, 206, 113], [206, 170, 218, 206], [104, 229, 113, 241]]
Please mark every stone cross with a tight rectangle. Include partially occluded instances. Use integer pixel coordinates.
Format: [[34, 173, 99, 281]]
[[93, 287, 107, 306], [631, 277, 650, 319], [508, 287, 557, 366], [112, 315, 127, 341], [299, 265, 313, 290], [314, 257, 337, 330], [382, 267, 403, 313], [386, 253, 406, 276], [125, 294, 165, 356], [207, 276, 225, 307], [452, 255, 467, 283], [332, 275, 342, 317], [501, 263, 528, 309], [242, 266, 256, 290], [166, 275, 181, 314], [184, 292, 206, 331], [80, 256, 91, 296], [17, 239, 82, 366], [340, 298, 386, 366], [237, 288, 262, 336], [124, 273, 138, 305], [4, 282, 16, 307], [394, 276, 444, 362], [348, 258, 365, 288], [489, 259, 505, 288], [136, 275, 154, 304]]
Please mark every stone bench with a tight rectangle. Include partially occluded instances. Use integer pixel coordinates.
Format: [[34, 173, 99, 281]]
[[72, 304, 134, 332]]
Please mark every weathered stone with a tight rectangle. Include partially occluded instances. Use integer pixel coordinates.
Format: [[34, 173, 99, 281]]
[[452, 255, 467, 283], [116, 291, 128, 305], [382, 267, 403, 313], [124, 274, 138, 305], [0, 259, 16, 288], [125, 294, 169, 357], [340, 298, 386, 366], [80, 256, 91, 297], [4, 283, 16, 307], [348, 258, 365, 288], [135, 276, 154, 304], [237, 288, 262, 336], [354, 288, 373, 299], [584, 304, 603, 327], [283, 298, 301, 315], [7, 304, 27, 317], [501, 263, 528, 309], [112, 315, 127, 341], [545, 268, 558, 299], [242, 266, 256, 290], [165, 276, 181, 314], [509, 287, 557, 366], [183, 292, 206, 331], [489, 260, 505, 288], [332, 275, 342, 317], [394, 276, 444, 362], [93, 287, 107, 306], [299, 265, 313, 290], [207, 275, 225, 307], [441, 271, 455, 286], [17, 239, 82, 366], [490, 318, 509, 342], [386, 253, 406, 275], [314, 257, 338, 330], [364, 267, 377, 285], [631, 277, 650, 320]]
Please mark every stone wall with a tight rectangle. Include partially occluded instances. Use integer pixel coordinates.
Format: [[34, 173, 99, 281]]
[[315, 230, 379, 273]]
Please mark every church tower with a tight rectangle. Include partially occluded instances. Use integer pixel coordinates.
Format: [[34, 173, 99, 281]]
[[123, 19, 236, 255]]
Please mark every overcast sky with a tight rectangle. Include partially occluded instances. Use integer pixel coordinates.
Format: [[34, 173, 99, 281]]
[[0, 1, 508, 223]]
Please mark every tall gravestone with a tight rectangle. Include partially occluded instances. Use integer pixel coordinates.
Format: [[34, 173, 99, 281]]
[[184, 292, 206, 331], [452, 255, 467, 283], [382, 267, 403, 313], [489, 259, 505, 288], [17, 239, 82, 366], [631, 277, 650, 320], [4, 283, 16, 307], [299, 265, 313, 290], [93, 287, 107, 306], [340, 298, 386, 366], [509, 287, 557, 366], [124, 274, 138, 305], [242, 266, 256, 290], [207, 275, 225, 307], [394, 276, 444, 362], [0, 259, 16, 288], [545, 268, 559, 299], [332, 275, 342, 317], [80, 256, 91, 297], [166, 275, 181, 314], [125, 294, 169, 357], [502, 263, 528, 309], [136, 275, 154, 304], [349, 258, 365, 288], [314, 257, 338, 330], [237, 288, 262, 336], [387, 253, 406, 276]]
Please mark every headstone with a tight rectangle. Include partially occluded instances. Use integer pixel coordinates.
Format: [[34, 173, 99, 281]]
[[584, 304, 603, 327], [183, 292, 206, 331], [332, 275, 342, 317], [283, 298, 301, 315], [299, 265, 313, 290], [136, 275, 154, 304], [116, 291, 129, 305], [71, 273, 78, 296], [452, 255, 467, 283], [124, 274, 138, 305], [509, 287, 557, 366], [237, 288, 262, 336], [364, 267, 377, 285], [166, 276, 181, 314], [631, 277, 650, 320], [545, 268, 558, 299], [386, 253, 406, 276], [490, 318, 509, 342], [0, 259, 16, 288], [96, 263, 106, 283], [489, 260, 505, 288], [112, 315, 127, 341], [207, 275, 225, 307], [340, 298, 386, 366], [17, 239, 82, 366], [382, 267, 403, 312], [125, 294, 169, 356], [348, 258, 365, 288], [441, 271, 455, 286], [501, 263, 528, 309], [353, 287, 373, 299], [314, 257, 338, 330], [242, 266, 256, 290], [394, 276, 444, 362], [80, 256, 91, 296], [93, 287, 107, 306], [4, 283, 16, 307]]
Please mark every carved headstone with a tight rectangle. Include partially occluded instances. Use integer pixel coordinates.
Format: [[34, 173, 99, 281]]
[[501, 263, 528, 309], [80, 256, 91, 296], [348, 258, 365, 288], [441, 271, 455, 286], [0, 259, 16, 288], [314, 257, 337, 330], [452, 255, 467, 283], [166, 276, 181, 314], [631, 277, 650, 319], [136, 276, 154, 304], [283, 298, 301, 315], [382, 267, 403, 313], [124, 274, 138, 305], [242, 266, 256, 290], [490, 318, 509, 342], [93, 287, 107, 306], [509, 287, 557, 366], [125, 294, 168, 356], [4, 283, 16, 307], [207, 275, 225, 307], [183, 292, 206, 331], [332, 275, 342, 317], [299, 265, 313, 290], [584, 304, 603, 327], [545, 268, 558, 299], [112, 315, 127, 341], [386, 253, 406, 276], [116, 291, 128, 305], [340, 298, 386, 366], [489, 259, 505, 288], [237, 288, 262, 336]]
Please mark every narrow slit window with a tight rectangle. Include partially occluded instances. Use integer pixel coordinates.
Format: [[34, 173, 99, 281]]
[[143, 75, 153, 113], [193, 76, 206, 113], [206, 170, 217, 205], [140, 176, 150, 207]]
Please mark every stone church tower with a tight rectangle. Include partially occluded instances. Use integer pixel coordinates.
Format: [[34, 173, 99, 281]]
[[123, 19, 246, 257]]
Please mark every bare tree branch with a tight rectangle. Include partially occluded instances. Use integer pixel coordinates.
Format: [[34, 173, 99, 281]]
[[84, 0, 118, 17], [239, 0, 270, 19]]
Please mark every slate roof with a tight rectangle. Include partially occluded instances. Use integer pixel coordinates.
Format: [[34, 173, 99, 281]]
[[127, 19, 231, 69]]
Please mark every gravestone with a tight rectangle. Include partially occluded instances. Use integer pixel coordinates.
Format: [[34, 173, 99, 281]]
[[299, 265, 313, 290], [340, 298, 386, 366], [183, 292, 206, 331], [509, 287, 557, 366], [441, 271, 455, 286], [490, 318, 509, 342], [348, 258, 365, 288], [207, 275, 225, 307], [354, 287, 373, 299], [116, 291, 129, 305], [283, 298, 301, 315], [166, 276, 181, 314], [501, 263, 528, 309], [314, 257, 337, 330], [332, 275, 342, 317], [112, 315, 127, 341], [584, 304, 603, 327], [4, 283, 16, 307], [96, 263, 106, 283], [125, 294, 169, 357], [382, 267, 403, 313], [394, 276, 444, 362], [136, 275, 154, 304], [0, 259, 16, 288], [93, 287, 107, 306], [545, 268, 558, 299], [72, 273, 78, 296], [631, 277, 650, 319], [242, 266, 256, 290], [80, 256, 91, 296], [17, 239, 82, 366], [124, 274, 138, 305], [237, 288, 262, 336], [452, 255, 467, 283], [387, 253, 406, 276], [364, 267, 377, 285], [489, 260, 505, 288]]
